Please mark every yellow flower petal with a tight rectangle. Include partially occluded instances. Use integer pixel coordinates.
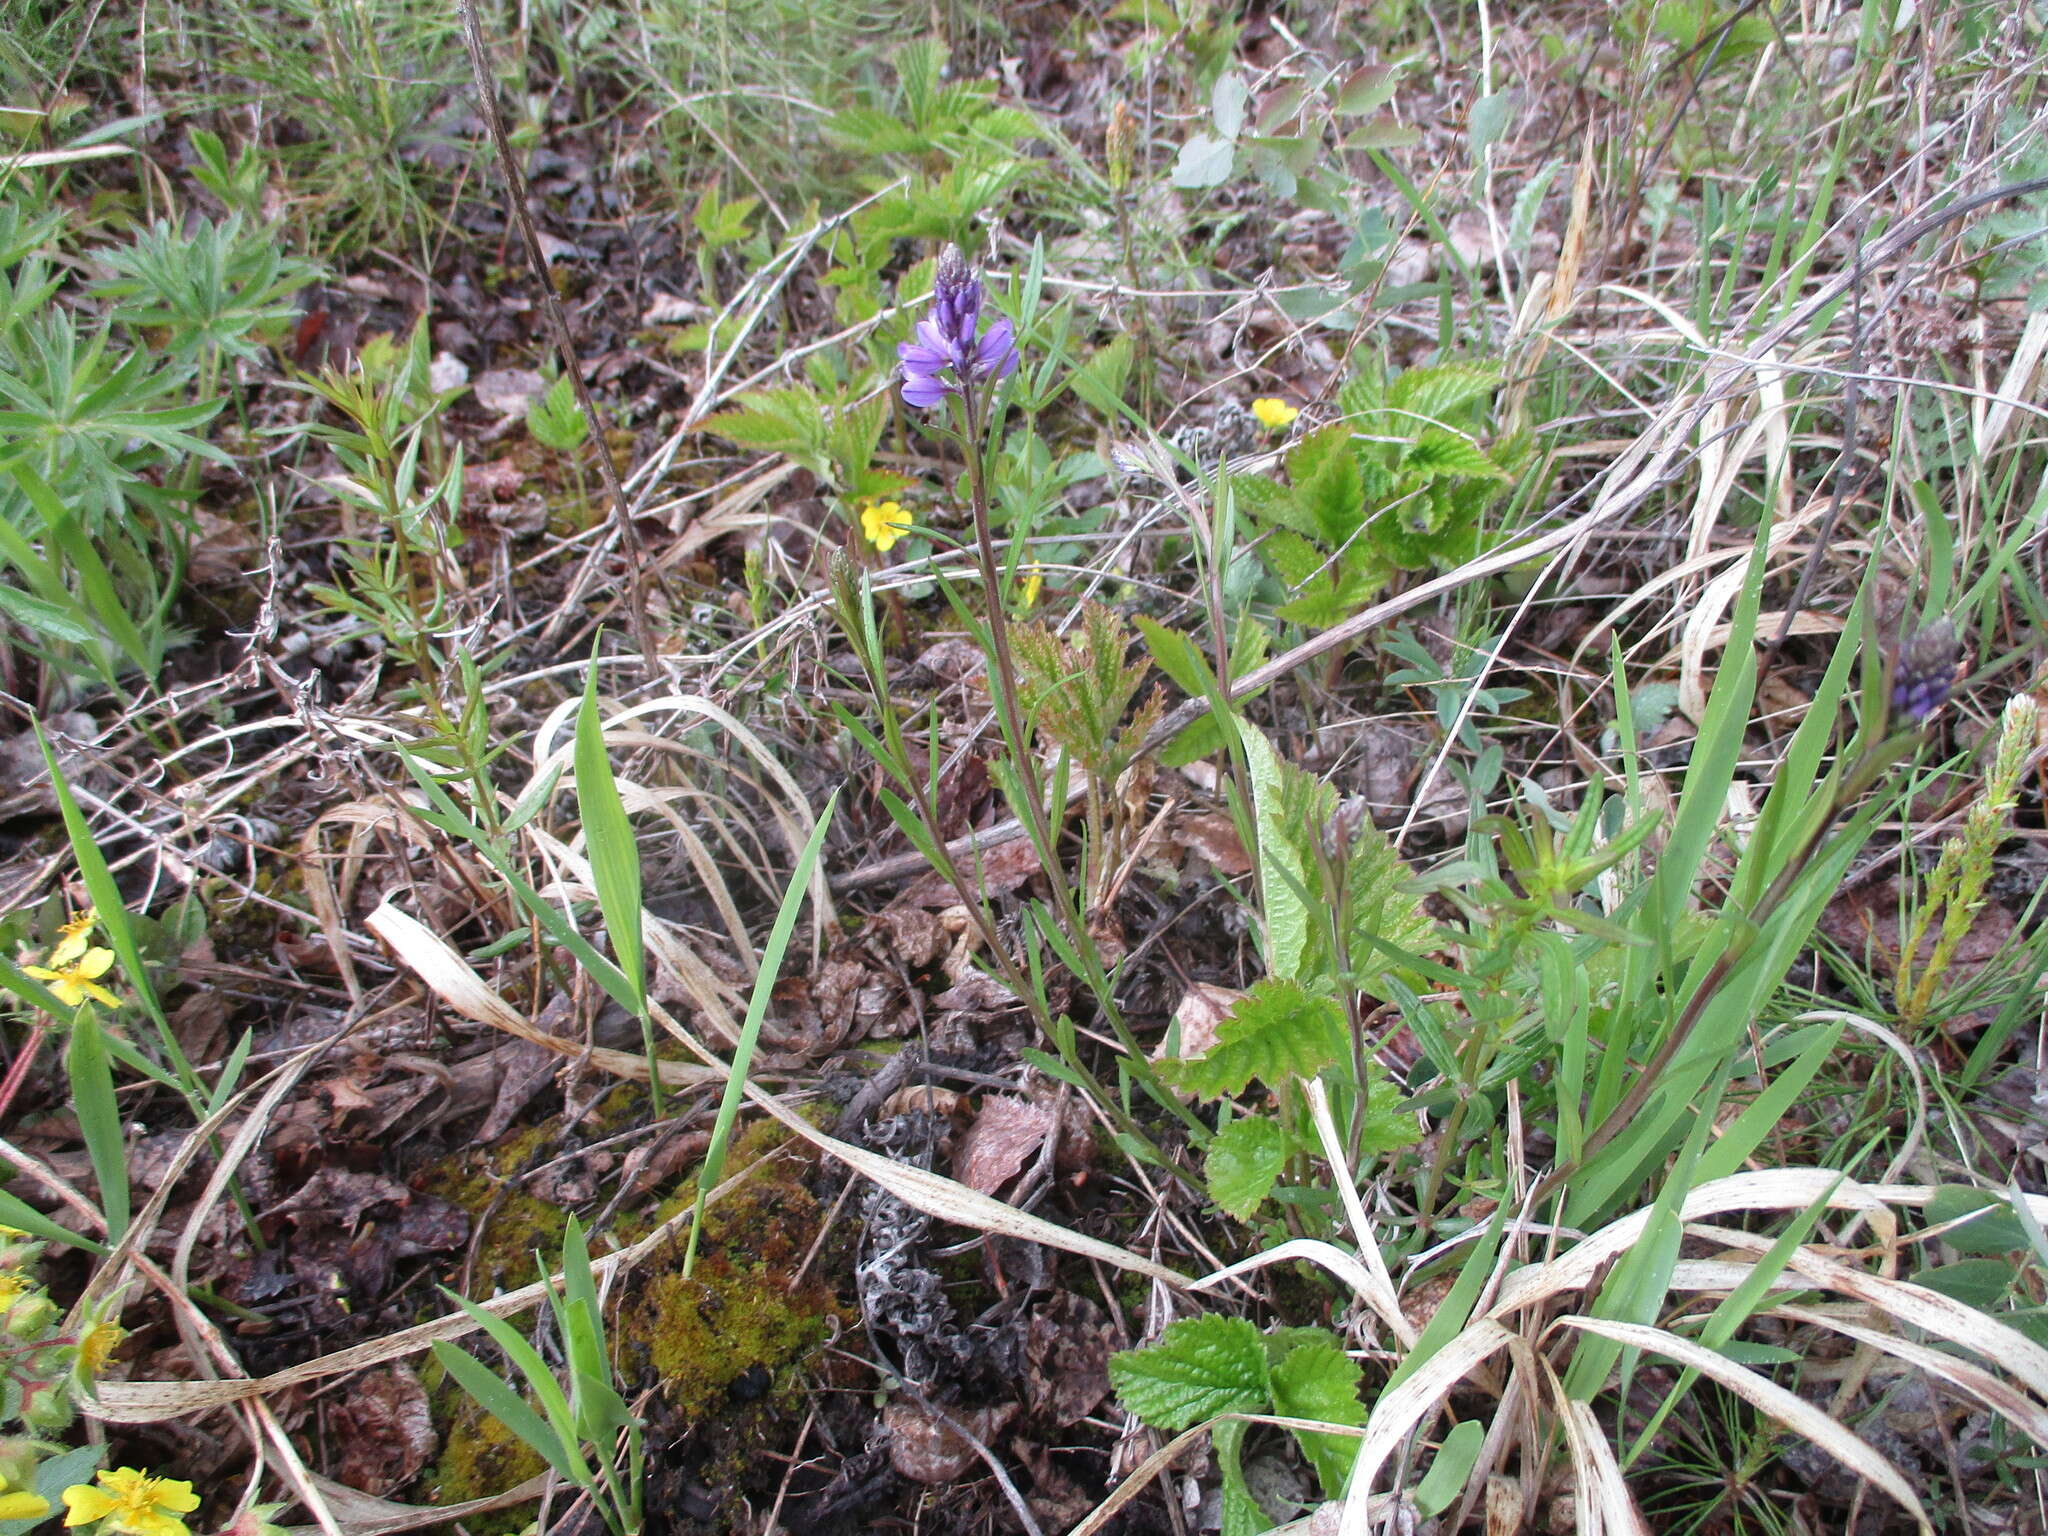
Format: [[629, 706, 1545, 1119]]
[[64, 1485, 116, 1526], [1251, 396, 1300, 430], [859, 498, 912, 554], [77, 949, 115, 980], [0, 1491, 51, 1520], [126, 1508, 191, 1536], [147, 1482, 198, 1516]]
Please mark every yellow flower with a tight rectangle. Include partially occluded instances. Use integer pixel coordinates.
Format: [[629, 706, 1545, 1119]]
[[49, 909, 100, 969], [24, 947, 120, 1010], [0, 1472, 50, 1522], [62, 1469, 201, 1536], [0, 1274, 28, 1310], [77, 1320, 127, 1378], [1019, 564, 1044, 612], [858, 498, 912, 554], [1251, 396, 1299, 431]]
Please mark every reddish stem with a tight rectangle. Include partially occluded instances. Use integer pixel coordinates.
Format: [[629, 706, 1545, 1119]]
[[0, 1022, 48, 1124]]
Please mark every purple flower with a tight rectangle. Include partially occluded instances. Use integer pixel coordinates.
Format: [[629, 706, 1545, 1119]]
[[898, 246, 1019, 410], [1892, 618, 1960, 723]]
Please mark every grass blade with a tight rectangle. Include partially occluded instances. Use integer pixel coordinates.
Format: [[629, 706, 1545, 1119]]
[[684, 790, 838, 1276]]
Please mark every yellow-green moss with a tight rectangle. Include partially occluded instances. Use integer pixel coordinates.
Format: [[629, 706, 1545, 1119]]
[[417, 1365, 545, 1536], [615, 1121, 843, 1417]]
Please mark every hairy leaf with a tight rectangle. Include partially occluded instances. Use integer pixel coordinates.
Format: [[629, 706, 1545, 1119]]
[[1110, 1315, 1270, 1430]]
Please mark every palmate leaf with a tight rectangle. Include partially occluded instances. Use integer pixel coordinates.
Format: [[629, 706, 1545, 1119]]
[[701, 386, 831, 475], [1110, 1315, 1270, 1430], [1163, 976, 1348, 1099], [1273, 559, 1386, 629]]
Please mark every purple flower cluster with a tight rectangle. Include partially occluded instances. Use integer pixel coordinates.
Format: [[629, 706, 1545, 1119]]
[[898, 246, 1018, 411], [1892, 618, 1960, 723]]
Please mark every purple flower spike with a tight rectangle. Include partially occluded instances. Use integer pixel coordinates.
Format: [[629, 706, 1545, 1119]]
[[1892, 618, 1960, 723], [898, 245, 1019, 412]]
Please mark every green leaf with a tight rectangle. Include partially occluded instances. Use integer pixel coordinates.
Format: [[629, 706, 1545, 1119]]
[[67, 1009, 129, 1238], [1172, 133, 1236, 189], [1926, 1186, 2032, 1255], [1385, 362, 1501, 422], [0, 583, 104, 647], [1911, 1259, 2012, 1310], [1469, 91, 1514, 157], [0, 1189, 104, 1254], [1210, 72, 1249, 140], [1413, 1419, 1485, 1518], [2, 1445, 103, 1536], [1334, 63, 1399, 117], [1110, 1315, 1270, 1431], [1068, 335, 1134, 417], [526, 373, 588, 453], [431, 1342, 588, 1485], [1269, 1334, 1365, 1497], [575, 663, 645, 1015], [1206, 1114, 1286, 1218], [687, 791, 839, 1276], [1241, 726, 1309, 980], [1162, 976, 1347, 1100], [1402, 430, 1508, 483]]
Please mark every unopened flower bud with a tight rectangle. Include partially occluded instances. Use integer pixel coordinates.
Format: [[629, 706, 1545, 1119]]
[[20, 1382, 73, 1431], [5, 1292, 56, 1339], [1107, 98, 1136, 192], [1892, 618, 1961, 724]]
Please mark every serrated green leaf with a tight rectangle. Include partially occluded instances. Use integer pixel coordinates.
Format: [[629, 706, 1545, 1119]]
[[1068, 334, 1134, 417], [1109, 1315, 1270, 1430], [1269, 1335, 1365, 1497], [1385, 362, 1501, 422], [1163, 976, 1347, 1100], [1402, 429, 1508, 483], [1206, 1114, 1286, 1218]]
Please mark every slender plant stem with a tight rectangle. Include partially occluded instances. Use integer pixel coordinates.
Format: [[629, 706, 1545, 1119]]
[[454, 0, 663, 678]]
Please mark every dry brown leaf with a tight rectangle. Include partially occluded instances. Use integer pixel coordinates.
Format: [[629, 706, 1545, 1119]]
[[900, 836, 1043, 908], [1024, 1291, 1113, 1426], [1170, 812, 1252, 875], [330, 1366, 436, 1497], [954, 1096, 1054, 1196], [1166, 982, 1243, 1064], [883, 1399, 1018, 1484]]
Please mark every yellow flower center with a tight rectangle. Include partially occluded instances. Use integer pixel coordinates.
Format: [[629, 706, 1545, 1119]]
[[24, 946, 119, 1011], [79, 1321, 127, 1377]]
